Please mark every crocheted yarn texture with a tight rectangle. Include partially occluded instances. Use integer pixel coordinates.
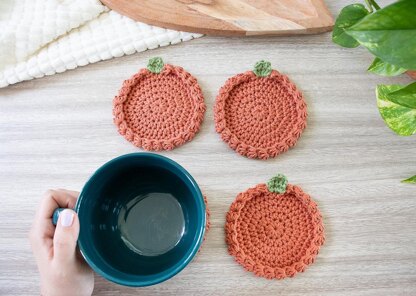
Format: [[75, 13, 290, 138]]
[[225, 175, 324, 280], [204, 194, 211, 233], [215, 61, 307, 160], [113, 58, 206, 151]]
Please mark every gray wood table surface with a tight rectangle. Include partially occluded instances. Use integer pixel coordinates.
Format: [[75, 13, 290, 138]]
[[1, 1, 415, 295]]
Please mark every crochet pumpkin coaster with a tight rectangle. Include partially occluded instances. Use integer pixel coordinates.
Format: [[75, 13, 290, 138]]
[[113, 57, 206, 151], [225, 174, 324, 279], [215, 61, 307, 160], [204, 194, 211, 233]]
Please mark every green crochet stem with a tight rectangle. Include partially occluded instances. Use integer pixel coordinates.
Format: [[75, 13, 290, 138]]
[[147, 57, 164, 74], [253, 60, 272, 77], [267, 174, 288, 194]]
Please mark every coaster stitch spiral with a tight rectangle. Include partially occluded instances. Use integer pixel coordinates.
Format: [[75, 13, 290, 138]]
[[225, 174, 324, 280], [215, 61, 307, 160], [113, 57, 206, 151]]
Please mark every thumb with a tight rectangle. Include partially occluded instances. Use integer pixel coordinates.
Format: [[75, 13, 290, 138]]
[[53, 209, 80, 263]]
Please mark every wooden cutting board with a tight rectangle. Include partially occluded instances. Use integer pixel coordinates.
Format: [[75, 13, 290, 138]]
[[101, 0, 334, 36]]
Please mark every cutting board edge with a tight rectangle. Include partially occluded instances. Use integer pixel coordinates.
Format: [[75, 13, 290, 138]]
[[101, 0, 335, 37]]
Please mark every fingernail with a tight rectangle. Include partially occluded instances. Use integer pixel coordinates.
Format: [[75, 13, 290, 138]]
[[60, 210, 74, 227]]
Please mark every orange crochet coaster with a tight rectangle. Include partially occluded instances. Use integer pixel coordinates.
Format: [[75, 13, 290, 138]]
[[201, 194, 211, 248], [225, 174, 324, 280], [204, 194, 211, 233], [215, 61, 307, 160], [113, 57, 206, 151]]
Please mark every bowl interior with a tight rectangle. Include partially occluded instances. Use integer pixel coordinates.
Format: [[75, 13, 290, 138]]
[[76, 154, 205, 286]]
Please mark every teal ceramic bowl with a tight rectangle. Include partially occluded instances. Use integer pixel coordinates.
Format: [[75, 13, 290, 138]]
[[55, 153, 206, 287]]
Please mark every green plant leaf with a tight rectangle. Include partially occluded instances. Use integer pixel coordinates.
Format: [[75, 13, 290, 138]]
[[376, 84, 416, 136], [346, 0, 416, 69], [366, 0, 381, 11], [368, 57, 407, 76], [387, 82, 416, 109], [332, 4, 369, 48], [402, 175, 416, 184]]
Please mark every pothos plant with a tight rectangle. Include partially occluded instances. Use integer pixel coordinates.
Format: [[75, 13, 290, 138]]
[[332, 0, 416, 183]]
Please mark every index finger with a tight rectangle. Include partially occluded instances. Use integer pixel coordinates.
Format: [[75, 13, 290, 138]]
[[30, 189, 79, 259], [38, 189, 79, 219]]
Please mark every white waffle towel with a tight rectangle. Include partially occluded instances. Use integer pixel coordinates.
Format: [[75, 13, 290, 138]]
[[0, 0, 201, 88]]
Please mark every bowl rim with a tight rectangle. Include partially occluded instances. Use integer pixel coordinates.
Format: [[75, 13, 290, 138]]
[[75, 152, 206, 287]]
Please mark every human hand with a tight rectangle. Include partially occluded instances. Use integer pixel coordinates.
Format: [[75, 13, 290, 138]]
[[29, 189, 94, 296]]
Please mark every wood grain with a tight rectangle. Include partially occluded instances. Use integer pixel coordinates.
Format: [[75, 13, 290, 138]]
[[100, 0, 334, 36], [1, 1, 415, 295]]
